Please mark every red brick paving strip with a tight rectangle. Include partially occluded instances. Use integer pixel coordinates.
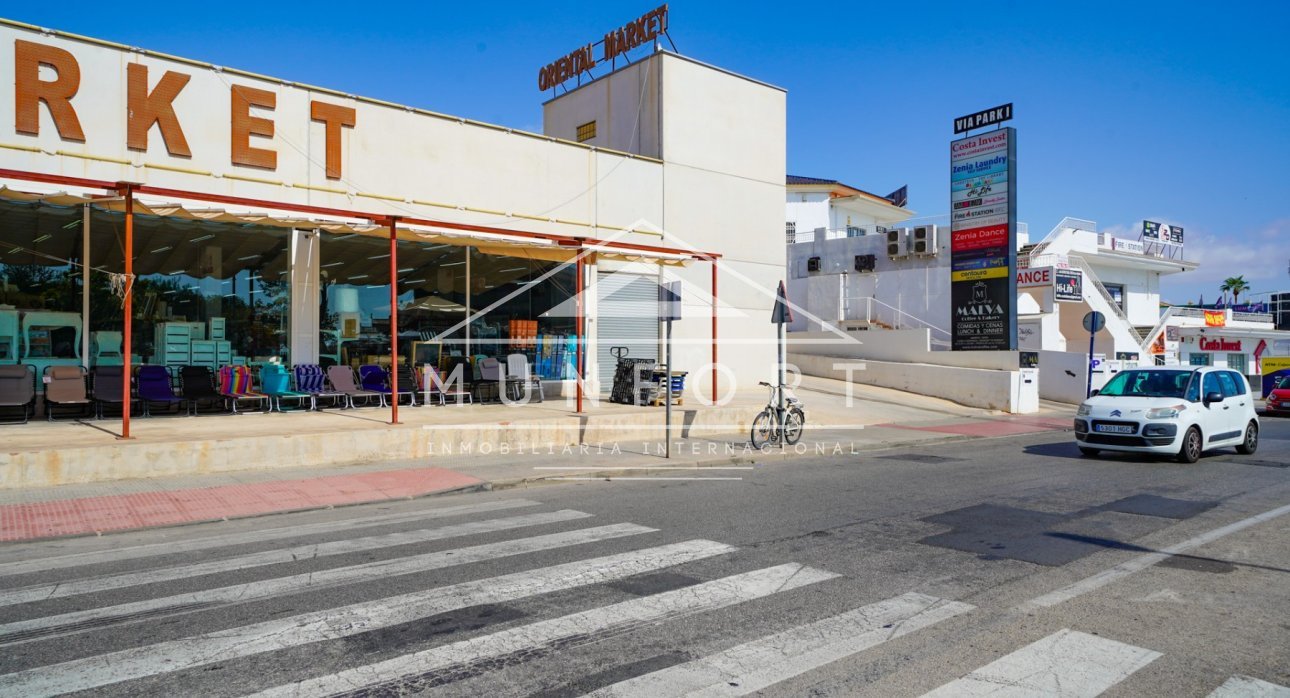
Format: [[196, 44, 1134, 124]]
[[0, 467, 483, 542]]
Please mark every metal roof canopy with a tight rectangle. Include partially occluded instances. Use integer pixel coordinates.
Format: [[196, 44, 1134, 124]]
[[0, 172, 712, 267]]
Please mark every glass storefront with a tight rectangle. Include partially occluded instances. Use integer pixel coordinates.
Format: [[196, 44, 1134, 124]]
[[0, 198, 579, 387], [317, 230, 577, 381]]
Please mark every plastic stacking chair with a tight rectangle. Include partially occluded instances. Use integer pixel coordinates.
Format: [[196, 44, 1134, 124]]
[[218, 365, 269, 414], [136, 365, 187, 417], [259, 364, 313, 412], [0, 364, 36, 424], [180, 366, 224, 415], [90, 365, 135, 419], [359, 364, 415, 406], [293, 364, 346, 409], [505, 353, 543, 403], [424, 365, 472, 406], [44, 366, 92, 421], [326, 365, 383, 408]]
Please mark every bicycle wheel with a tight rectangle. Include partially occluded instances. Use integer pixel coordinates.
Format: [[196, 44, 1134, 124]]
[[750, 409, 777, 448], [783, 406, 805, 445]]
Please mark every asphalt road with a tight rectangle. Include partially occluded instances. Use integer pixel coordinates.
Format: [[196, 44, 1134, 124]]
[[0, 418, 1287, 697]]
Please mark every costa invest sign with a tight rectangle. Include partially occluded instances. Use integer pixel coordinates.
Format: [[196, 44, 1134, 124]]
[[537, 5, 670, 91]]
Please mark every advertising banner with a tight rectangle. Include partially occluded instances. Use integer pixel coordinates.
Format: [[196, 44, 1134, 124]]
[[1143, 220, 1184, 246], [1204, 310, 1226, 327], [1261, 357, 1290, 397], [950, 127, 1016, 350], [1054, 268, 1082, 302], [1017, 266, 1053, 288]]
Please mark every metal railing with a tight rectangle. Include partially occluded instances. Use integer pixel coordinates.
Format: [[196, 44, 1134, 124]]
[[1067, 255, 1143, 343], [1026, 217, 1096, 260], [842, 296, 951, 342]]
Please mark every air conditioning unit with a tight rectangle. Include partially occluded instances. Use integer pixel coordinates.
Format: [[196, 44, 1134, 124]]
[[886, 228, 907, 258], [807, 256, 821, 273], [854, 254, 876, 272], [911, 225, 938, 256]]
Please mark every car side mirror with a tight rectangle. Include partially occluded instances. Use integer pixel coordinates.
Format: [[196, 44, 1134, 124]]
[[1089, 389, 1099, 396], [1204, 391, 1224, 406]]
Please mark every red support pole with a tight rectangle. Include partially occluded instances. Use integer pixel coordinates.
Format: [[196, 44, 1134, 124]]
[[388, 217, 400, 425], [121, 185, 134, 439], [711, 259, 718, 403], [575, 252, 584, 414]]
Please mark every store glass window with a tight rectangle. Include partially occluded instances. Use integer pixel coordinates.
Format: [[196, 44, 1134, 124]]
[[468, 248, 576, 380], [1227, 353, 1248, 375], [1188, 353, 1211, 366], [0, 199, 290, 375]]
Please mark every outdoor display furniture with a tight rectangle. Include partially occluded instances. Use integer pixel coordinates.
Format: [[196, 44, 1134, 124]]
[[218, 365, 269, 414], [0, 364, 36, 424], [475, 357, 504, 402], [505, 353, 543, 403], [90, 365, 134, 419], [326, 365, 384, 408], [396, 363, 421, 407], [423, 365, 472, 406], [43, 365, 92, 420], [359, 364, 415, 406], [180, 365, 224, 415], [136, 365, 188, 416], [293, 364, 346, 409], [649, 369, 688, 406], [259, 364, 313, 412]]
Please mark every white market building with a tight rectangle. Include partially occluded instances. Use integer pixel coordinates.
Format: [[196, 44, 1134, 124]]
[[0, 17, 788, 426]]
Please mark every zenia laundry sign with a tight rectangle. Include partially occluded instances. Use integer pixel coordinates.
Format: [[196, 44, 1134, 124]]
[[949, 117, 1017, 351]]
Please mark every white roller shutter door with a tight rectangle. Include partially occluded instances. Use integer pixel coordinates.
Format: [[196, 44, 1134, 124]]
[[596, 272, 659, 392]]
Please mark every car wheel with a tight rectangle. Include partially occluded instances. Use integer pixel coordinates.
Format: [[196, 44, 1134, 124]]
[[1236, 421, 1259, 455], [1078, 447, 1100, 458], [1176, 426, 1202, 464]]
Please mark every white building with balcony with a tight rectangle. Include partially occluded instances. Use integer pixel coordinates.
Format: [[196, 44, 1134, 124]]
[[785, 176, 913, 244]]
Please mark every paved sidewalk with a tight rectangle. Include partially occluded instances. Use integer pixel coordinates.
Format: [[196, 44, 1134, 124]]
[[0, 381, 1075, 543]]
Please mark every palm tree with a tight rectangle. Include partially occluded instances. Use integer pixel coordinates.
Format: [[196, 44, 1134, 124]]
[[1220, 276, 1251, 306]]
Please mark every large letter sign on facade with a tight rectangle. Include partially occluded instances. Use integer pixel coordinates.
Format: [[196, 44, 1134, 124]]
[[950, 126, 1016, 350]]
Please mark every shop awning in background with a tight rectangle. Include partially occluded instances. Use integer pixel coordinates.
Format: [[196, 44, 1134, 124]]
[[0, 185, 692, 267]]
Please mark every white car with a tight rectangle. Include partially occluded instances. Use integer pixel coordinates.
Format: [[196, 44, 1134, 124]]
[[1075, 367, 1260, 463]]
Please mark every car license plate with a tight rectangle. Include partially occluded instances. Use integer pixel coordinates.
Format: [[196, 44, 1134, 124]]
[[1095, 424, 1135, 434]]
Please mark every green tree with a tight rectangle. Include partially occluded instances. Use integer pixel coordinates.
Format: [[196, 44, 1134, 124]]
[[1220, 276, 1251, 305]]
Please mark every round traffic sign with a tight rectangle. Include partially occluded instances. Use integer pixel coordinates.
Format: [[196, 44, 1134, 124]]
[[1082, 311, 1106, 333]]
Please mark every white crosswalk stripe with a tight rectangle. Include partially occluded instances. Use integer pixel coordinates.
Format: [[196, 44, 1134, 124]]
[[0, 508, 591, 606], [585, 592, 975, 697], [251, 562, 840, 698], [920, 628, 1161, 697], [0, 539, 736, 698], [0, 522, 657, 646], [0, 498, 539, 578], [1209, 675, 1290, 697]]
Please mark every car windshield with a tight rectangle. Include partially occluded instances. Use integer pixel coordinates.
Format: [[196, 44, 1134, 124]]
[[1277, 376, 1290, 390], [1098, 370, 1191, 398]]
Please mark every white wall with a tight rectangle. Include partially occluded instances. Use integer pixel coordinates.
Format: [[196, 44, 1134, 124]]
[[786, 328, 1038, 412], [0, 24, 786, 400], [789, 352, 1030, 413], [787, 231, 952, 336]]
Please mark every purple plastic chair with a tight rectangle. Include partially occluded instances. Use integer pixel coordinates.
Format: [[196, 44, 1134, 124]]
[[136, 366, 187, 416]]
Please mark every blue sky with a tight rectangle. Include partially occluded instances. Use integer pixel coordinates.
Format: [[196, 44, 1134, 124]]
[[10, 2, 1288, 303]]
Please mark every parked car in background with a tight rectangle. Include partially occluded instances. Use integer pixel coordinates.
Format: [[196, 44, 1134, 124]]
[[1075, 367, 1259, 463], [1265, 375, 1290, 417]]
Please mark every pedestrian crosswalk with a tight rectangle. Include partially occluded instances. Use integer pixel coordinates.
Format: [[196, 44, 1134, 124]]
[[0, 496, 1284, 698]]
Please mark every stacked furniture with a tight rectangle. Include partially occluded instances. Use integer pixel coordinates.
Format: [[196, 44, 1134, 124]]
[[609, 357, 658, 406]]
